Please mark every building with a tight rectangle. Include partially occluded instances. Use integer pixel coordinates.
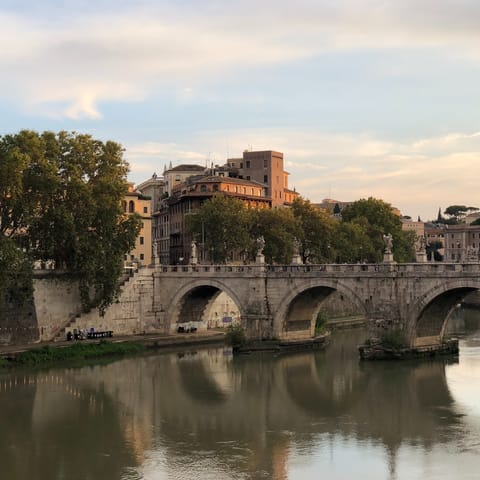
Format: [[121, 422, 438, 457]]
[[163, 164, 207, 196], [315, 199, 352, 217], [166, 175, 270, 264], [140, 150, 300, 265], [135, 172, 166, 214], [227, 150, 298, 207], [123, 183, 153, 266], [401, 218, 425, 251], [443, 224, 480, 262]]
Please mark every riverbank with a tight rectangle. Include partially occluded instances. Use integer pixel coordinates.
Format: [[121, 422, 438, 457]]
[[0, 330, 227, 368]]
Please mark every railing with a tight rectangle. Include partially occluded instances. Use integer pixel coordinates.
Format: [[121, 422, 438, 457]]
[[157, 262, 480, 275]]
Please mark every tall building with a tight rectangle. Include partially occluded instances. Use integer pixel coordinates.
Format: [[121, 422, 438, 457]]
[[228, 150, 298, 207]]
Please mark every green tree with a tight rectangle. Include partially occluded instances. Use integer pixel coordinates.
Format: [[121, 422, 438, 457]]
[[341, 197, 415, 262], [0, 130, 140, 313], [248, 207, 299, 264], [330, 221, 373, 263], [444, 205, 468, 224], [291, 198, 335, 263], [186, 196, 251, 263]]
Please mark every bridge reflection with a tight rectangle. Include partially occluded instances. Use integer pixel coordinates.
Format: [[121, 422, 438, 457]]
[[0, 327, 473, 479]]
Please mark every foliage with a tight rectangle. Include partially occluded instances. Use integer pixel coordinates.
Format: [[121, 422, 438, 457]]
[[471, 218, 480, 226], [341, 197, 415, 262], [443, 205, 479, 224], [291, 197, 335, 263], [225, 324, 247, 347], [380, 329, 408, 350], [0, 236, 33, 306], [426, 240, 444, 261], [248, 207, 299, 263], [0, 130, 141, 312], [315, 311, 329, 336], [186, 195, 251, 264]]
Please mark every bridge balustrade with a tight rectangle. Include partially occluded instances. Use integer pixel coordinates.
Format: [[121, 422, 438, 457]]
[[158, 262, 480, 275]]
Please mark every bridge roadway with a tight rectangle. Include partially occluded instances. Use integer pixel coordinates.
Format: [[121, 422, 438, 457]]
[[152, 262, 480, 348]]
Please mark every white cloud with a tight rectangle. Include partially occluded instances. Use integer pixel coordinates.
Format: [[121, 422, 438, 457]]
[[2, 1, 480, 118]]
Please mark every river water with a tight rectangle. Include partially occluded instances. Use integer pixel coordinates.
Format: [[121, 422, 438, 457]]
[[2, 308, 480, 480]]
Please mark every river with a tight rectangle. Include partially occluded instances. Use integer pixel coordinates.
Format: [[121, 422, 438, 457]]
[[1, 308, 480, 480]]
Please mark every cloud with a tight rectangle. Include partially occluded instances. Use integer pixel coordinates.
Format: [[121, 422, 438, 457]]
[[2, 1, 480, 118]]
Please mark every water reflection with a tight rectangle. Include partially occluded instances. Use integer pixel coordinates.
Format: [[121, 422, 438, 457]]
[[1, 308, 480, 479]]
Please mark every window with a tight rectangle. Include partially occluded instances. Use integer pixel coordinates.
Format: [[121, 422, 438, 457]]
[[264, 159, 268, 167], [143, 206, 148, 213], [213, 184, 219, 191], [140, 237, 144, 245], [140, 253, 144, 260], [240, 162, 243, 168], [263, 175, 268, 183], [246, 175, 251, 180], [246, 160, 251, 168], [122, 201, 127, 212], [129, 200, 135, 213], [200, 184, 207, 192]]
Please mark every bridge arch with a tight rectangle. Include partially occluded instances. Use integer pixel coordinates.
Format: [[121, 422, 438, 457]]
[[408, 279, 480, 346], [273, 278, 367, 340], [165, 278, 244, 333]]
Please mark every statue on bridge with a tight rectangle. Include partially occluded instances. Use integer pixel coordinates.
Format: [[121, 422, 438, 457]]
[[190, 240, 198, 265], [256, 236, 265, 265], [292, 237, 303, 265], [383, 233, 393, 254], [256, 236, 265, 256], [382, 233, 395, 264]]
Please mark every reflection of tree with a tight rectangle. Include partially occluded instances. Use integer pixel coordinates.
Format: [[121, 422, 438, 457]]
[[0, 330, 469, 480], [0, 373, 137, 480]]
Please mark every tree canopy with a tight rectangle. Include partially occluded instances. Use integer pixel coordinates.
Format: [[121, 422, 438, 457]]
[[0, 130, 141, 313], [186, 195, 416, 264]]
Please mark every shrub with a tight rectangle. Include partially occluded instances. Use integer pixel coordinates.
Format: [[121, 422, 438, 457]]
[[225, 324, 246, 347], [315, 312, 329, 336], [380, 329, 408, 350]]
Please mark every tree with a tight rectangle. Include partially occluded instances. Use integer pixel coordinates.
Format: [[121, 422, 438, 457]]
[[186, 196, 251, 264], [0, 130, 141, 313], [291, 198, 335, 263], [248, 207, 299, 264], [341, 197, 415, 262]]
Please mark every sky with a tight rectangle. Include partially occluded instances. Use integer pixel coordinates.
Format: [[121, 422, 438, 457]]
[[1, 0, 480, 221]]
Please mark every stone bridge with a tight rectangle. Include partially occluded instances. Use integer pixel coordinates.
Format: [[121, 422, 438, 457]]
[[153, 262, 480, 347]]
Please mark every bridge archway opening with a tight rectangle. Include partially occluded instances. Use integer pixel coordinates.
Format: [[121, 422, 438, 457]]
[[281, 285, 364, 341], [173, 285, 241, 332], [414, 287, 478, 347]]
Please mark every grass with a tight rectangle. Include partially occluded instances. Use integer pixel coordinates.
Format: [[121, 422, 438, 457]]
[[1, 340, 145, 368]]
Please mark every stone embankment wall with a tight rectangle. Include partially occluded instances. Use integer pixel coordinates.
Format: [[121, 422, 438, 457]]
[[0, 301, 39, 345], [34, 268, 163, 342]]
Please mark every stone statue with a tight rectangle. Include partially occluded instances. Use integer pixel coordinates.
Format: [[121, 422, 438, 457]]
[[417, 235, 426, 252], [383, 233, 393, 254], [256, 236, 265, 256], [292, 237, 300, 256], [191, 241, 197, 259]]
